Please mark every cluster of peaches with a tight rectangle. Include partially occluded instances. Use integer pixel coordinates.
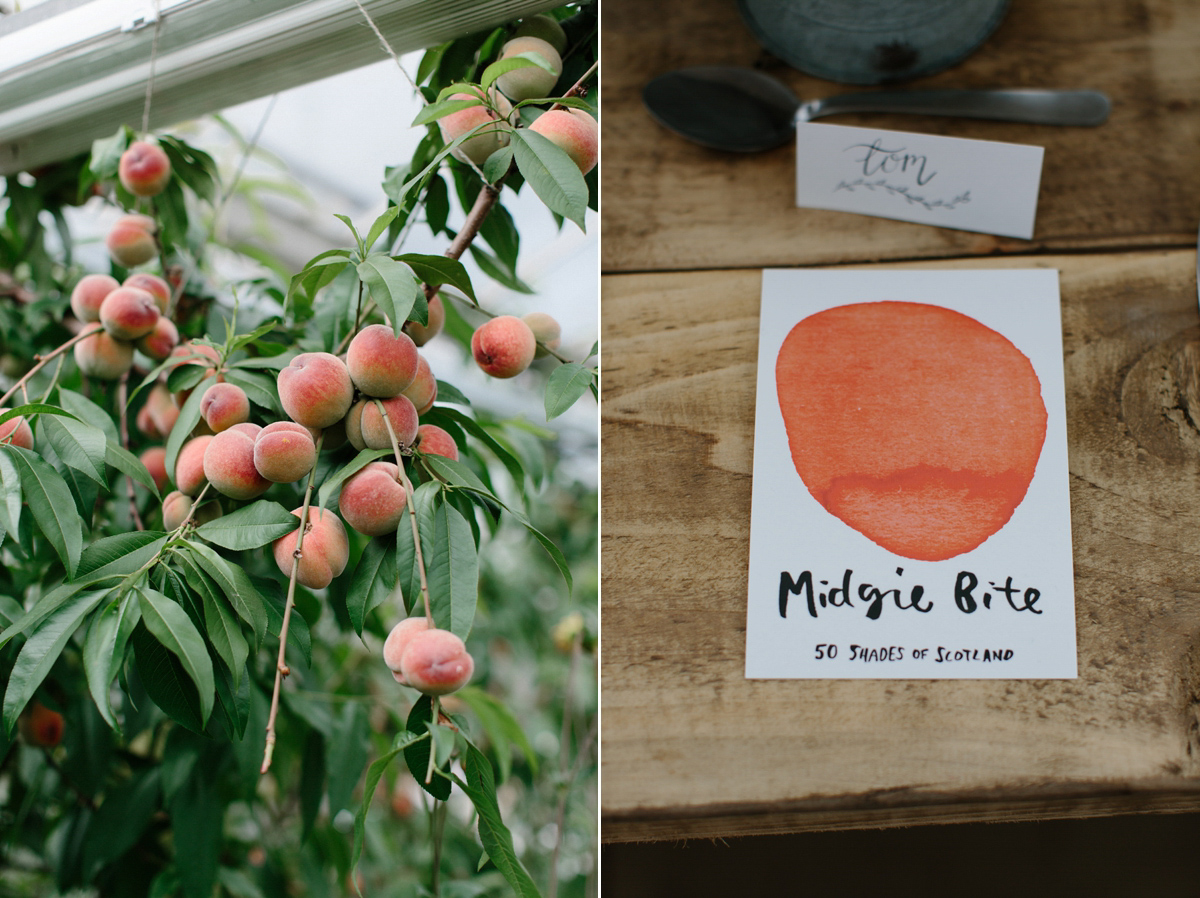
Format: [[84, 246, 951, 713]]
[[438, 14, 599, 174]]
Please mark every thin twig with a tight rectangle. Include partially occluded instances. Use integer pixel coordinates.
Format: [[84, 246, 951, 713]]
[[0, 325, 102, 408], [140, 0, 164, 136], [261, 434, 324, 774], [117, 372, 146, 531], [209, 93, 279, 241], [548, 60, 599, 112], [377, 401, 432, 624]]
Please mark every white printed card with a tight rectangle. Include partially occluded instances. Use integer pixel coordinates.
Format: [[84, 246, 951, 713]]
[[795, 123, 1044, 238], [745, 269, 1076, 679]]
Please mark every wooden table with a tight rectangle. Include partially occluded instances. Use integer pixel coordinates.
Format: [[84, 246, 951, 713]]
[[601, 0, 1200, 842]]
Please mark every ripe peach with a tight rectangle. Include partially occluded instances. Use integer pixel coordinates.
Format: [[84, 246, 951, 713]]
[[136, 384, 179, 439], [174, 435, 213, 495], [404, 294, 445, 347], [346, 324, 419, 398], [529, 108, 598, 175], [106, 217, 157, 268], [203, 427, 269, 500], [382, 617, 430, 683], [119, 140, 171, 197], [139, 447, 169, 492], [0, 409, 33, 450], [513, 13, 568, 53], [398, 628, 475, 696], [99, 286, 159, 340], [401, 355, 437, 415], [200, 382, 250, 433], [360, 396, 419, 450], [344, 401, 367, 451], [18, 701, 63, 747], [522, 311, 562, 357], [135, 316, 179, 361], [471, 315, 536, 378], [69, 273, 119, 322], [254, 421, 317, 483], [74, 331, 134, 380], [123, 272, 171, 314], [272, 507, 350, 589], [339, 461, 407, 536], [416, 424, 458, 461], [162, 490, 221, 530], [277, 352, 354, 429], [438, 89, 512, 166], [495, 37, 562, 102]]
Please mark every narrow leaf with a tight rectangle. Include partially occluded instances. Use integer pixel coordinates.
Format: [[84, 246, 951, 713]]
[[105, 443, 160, 498], [544, 362, 593, 420], [346, 537, 396, 638], [138, 587, 215, 726], [195, 500, 296, 550], [351, 731, 425, 893], [5, 445, 83, 575], [39, 416, 107, 486], [3, 589, 110, 736], [357, 254, 421, 337], [427, 499, 478, 639], [510, 129, 588, 230], [395, 253, 476, 301]]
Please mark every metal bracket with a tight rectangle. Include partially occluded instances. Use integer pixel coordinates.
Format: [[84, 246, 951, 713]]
[[121, 7, 160, 33]]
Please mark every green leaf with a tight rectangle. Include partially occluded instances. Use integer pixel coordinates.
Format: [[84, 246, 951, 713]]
[[4, 445, 83, 576], [544, 362, 594, 420], [510, 129, 588, 230], [351, 731, 425, 894], [480, 57, 543, 92], [0, 402, 78, 427], [105, 443, 160, 498], [428, 407, 525, 488], [433, 380, 470, 407], [39, 415, 107, 487], [222, 367, 282, 416], [357, 254, 421, 337], [326, 702, 370, 815], [170, 771, 223, 898], [412, 95, 483, 127], [83, 593, 141, 732], [56, 388, 119, 442], [396, 482, 438, 616], [0, 449, 22, 536], [3, 588, 110, 736], [426, 499, 478, 639], [299, 731, 325, 843], [138, 587, 215, 727], [195, 500, 296, 550], [81, 768, 162, 879], [457, 741, 543, 898], [512, 510, 573, 593], [89, 126, 129, 179], [318, 448, 390, 509], [78, 531, 165, 578], [457, 686, 538, 781], [334, 213, 364, 253], [421, 453, 498, 501], [469, 244, 535, 293], [217, 868, 266, 898], [200, 583, 248, 691], [183, 543, 268, 647], [482, 145, 515, 183], [346, 536, 396, 639], [365, 204, 402, 250], [132, 622, 204, 732], [405, 697, 451, 800], [395, 253, 476, 301]]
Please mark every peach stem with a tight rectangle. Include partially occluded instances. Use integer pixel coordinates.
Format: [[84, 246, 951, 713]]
[[261, 432, 324, 775], [0, 324, 103, 408]]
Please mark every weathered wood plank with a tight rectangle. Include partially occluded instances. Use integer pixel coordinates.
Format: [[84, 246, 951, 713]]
[[600, 0, 1200, 273], [600, 250, 1200, 841]]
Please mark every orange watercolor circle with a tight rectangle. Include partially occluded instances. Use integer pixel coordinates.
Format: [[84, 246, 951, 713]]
[[775, 301, 1047, 561]]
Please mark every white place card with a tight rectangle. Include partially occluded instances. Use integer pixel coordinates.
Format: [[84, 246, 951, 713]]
[[795, 123, 1044, 239], [746, 269, 1076, 679]]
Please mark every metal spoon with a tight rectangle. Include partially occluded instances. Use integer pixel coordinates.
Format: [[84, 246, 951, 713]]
[[643, 66, 1112, 152]]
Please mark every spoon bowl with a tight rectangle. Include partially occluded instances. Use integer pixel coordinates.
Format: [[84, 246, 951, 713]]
[[643, 66, 1112, 153]]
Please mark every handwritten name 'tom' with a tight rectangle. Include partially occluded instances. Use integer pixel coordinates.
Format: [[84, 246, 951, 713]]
[[845, 139, 938, 185]]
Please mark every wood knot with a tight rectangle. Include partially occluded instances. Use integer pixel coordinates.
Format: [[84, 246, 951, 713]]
[[1120, 331, 1200, 464]]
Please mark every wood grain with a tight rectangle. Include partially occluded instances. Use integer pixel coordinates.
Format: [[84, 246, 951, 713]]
[[600, 251, 1200, 841], [600, 0, 1200, 273]]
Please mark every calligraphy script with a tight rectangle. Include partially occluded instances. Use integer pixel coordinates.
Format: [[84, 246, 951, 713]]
[[845, 139, 937, 185]]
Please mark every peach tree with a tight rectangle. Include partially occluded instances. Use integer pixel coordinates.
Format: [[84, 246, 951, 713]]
[[0, 5, 596, 897]]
